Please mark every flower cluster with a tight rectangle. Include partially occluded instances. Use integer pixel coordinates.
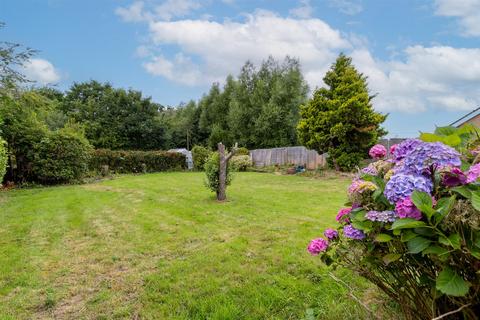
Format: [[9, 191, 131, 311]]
[[307, 136, 480, 317], [369, 144, 387, 159], [384, 173, 433, 203], [343, 224, 365, 240], [466, 163, 480, 183], [307, 238, 328, 255], [395, 196, 422, 220], [336, 207, 351, 222], [365, 210, 397, 223]]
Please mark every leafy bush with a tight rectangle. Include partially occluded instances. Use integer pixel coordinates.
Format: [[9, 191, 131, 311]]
[[90, 149, 186, 174], [235, 147, 250, 156], [0, 138, 7, 183], [204, 152, 232, 195], [33, 130, 92, 184], [308, 138, 480, 319], [192, 145, 211, 171], [230, 155, 252, 172]]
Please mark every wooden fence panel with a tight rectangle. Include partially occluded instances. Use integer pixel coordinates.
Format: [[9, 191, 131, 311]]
[[250, 146, 327, 170]]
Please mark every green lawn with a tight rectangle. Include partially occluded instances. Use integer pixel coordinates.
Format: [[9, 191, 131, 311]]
[[0, 172, 381, 319]]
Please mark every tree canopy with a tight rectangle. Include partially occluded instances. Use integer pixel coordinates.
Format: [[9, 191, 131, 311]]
[[297, 53, 387, 171]]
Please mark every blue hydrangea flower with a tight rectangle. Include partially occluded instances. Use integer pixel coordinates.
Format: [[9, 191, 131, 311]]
[[393, 139, 423, 161], [384, 173, 433, 203], [365, 210, 398, 223], [343, 224, 365, 240]]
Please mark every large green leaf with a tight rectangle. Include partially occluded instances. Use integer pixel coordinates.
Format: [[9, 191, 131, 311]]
[[436, 267, 470, 297], [411, 191, 435, 219], [433, 126, 457, 136], [450, 186, 471, 199], [439, 234, 461, 250], [422, 245, 449, 256], [434, 196, 456, 225], [407, 237, 431, 254], [391, 218, 427, 230], [352, 220, 373, 232], [375, 233, 393, 242], [401, 230, 418, 242], [471, 191, 480, 211], [382, 253, 401, 265]]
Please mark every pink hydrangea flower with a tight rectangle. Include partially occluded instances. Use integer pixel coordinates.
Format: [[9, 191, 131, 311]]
[[390, 144, 398, 155], [395, 196, 422, 220], [369, 144, 387, 159], [324, 228, 338, 239], [307, 238, 328, 255], [336, 207, 352, 222], [466, 163, 480, 183]]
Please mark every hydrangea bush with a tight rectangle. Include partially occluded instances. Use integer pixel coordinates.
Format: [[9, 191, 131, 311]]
[[308, 139, 480, 319]]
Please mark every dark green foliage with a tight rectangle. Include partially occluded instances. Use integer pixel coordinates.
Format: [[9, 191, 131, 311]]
[[89, 149, 186, 174], [0, 92, 49, 182], [204, 152, 232, 194], [191, 145, 211, 171], [297, 53, 387, 171], [235, 147, 249, 156], [62, 80, 169, 150], [33, 129, 92, 184], [0, 138, 7, 182], [192, 56, 308, 149]]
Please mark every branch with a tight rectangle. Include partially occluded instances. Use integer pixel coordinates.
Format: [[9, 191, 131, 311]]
[[431, 303, 471, 320], [225, 142, 238, 161], [328, 272, 380, 320]]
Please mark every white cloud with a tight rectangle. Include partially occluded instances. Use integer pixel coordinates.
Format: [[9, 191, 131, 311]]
[[144, 10, 350, 85], [22, 58, 61, 85], [115, 1, 151, 22], [115, 0, 201, 22], [118, 3, 480, 113], [327, 0, 363, 15], [352, 46, 480, 112], [290, 0, 313, 19], [143, 53, 202, 85], [154, 0, 201, 21], [435, 0, 480, 36]]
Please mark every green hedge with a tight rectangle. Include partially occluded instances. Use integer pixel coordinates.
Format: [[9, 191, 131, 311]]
[[33, 130, 92, 184], [90, 149, 186, 174]]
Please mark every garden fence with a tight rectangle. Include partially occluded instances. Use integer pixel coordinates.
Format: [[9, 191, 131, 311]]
[[249, 146, 327, 170]]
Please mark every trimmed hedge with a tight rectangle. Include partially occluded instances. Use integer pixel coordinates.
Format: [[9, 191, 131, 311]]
[[90, 149, 186, 174]]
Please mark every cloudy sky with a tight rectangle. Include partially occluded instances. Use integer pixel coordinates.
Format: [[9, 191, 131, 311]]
[[2, 0, 480, 137]]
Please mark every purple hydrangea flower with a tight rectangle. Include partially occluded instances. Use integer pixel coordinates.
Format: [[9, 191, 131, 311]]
[[384, 173, 433, 204], [361, 164, 378, 175], [395, 197, 422, 220], [343, 224, 365, 240], [365, 210, 398, 223], [336, 207, 352, 222], [307, 238, 328, 255], [466, 163, 480, 183], [401, 142, 461, 175], [393, 139, 423, 161], [442, 167, 467, 187], [369, 144, 387, 159], [324, 228, 339, 239]]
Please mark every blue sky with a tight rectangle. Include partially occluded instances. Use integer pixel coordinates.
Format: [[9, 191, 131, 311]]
[[2, 0, 480, 138]]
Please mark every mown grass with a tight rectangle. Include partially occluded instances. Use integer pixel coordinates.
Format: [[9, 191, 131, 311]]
[[0, 172, 388, 319]]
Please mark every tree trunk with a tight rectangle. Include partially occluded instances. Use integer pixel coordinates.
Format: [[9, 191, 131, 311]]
[[216, 142, 237, 201], [217, 143, 227, 201]]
